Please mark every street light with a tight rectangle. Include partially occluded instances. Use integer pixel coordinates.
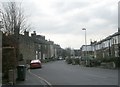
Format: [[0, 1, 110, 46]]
[[82, 28, 87, 57]]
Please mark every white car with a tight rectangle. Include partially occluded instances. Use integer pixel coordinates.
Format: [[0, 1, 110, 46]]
[[59, 57, 63, 60]]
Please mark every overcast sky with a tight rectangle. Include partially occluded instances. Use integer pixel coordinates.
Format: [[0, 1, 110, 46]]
[[1, 0, 119, 49]]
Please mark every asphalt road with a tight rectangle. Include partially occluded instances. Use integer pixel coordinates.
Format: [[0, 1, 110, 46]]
[[30, 60, 118, 85]]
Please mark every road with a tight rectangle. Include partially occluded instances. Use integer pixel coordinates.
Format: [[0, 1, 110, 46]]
[[30, 60, 118, 85]]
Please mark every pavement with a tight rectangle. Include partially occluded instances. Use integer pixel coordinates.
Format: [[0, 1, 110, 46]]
[[16, 69, 51, 86]]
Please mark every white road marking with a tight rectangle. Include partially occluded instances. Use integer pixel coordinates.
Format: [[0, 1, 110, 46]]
[[28, 70, 52, 86]]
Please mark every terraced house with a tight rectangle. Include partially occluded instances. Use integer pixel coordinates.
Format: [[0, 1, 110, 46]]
[[80, 31, 119, 66], [20, 31, 63, 63], [19, 31, 36, 64], [0, 31, 2, 73], [94, 32, 119, 59], [2, 30, 63, 82]]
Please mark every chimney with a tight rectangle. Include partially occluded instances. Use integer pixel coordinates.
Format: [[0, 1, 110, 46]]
[[24, 30, 29, 36], [31, 31, 36, 37]]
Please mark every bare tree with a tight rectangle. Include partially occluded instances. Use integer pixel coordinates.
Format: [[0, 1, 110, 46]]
[[1, 1, 30, 34], [1, 1, 31, 65], [65, 47, 72, 58]]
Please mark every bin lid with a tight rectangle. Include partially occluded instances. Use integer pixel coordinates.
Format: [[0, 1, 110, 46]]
[[17, 65, 26, 67]]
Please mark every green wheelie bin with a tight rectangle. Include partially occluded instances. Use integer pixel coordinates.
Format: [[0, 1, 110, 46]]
[[17, 65, 26, 81]]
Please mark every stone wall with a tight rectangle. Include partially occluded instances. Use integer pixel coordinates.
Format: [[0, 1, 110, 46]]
[[0, 31, 2, 84]]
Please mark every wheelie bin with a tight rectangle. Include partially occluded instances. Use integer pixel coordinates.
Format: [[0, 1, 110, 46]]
[[17, 65, 26, 81]]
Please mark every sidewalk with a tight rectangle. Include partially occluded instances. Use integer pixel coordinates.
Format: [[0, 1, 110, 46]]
[[16, 70, 48, 85]]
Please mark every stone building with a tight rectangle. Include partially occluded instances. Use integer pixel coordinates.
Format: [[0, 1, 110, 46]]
[[110, 32, 119, 58], [48, 40, 55, 59], [0, 31, 2, 75], [91, 32, 119, 59], [19, 31, 36, 64], [31, 31, 46, 61], [54, 44, 62, 59], [118, 30, 120, 57], [2, 30, 63, 64], [30, 31, 62, 62], [94, 41, 103, 59], [80, 31, 119, 59], [2, 30, 63, 84]]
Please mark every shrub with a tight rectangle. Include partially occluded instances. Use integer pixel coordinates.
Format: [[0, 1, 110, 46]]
[[97, 57, 119, 68], [66, 58, 72, 64], [74, 58, 80, 65], [91, 59, 101, 66]]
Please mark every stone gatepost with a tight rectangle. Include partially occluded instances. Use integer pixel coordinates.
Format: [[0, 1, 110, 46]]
[[8, 69, 16, 85]]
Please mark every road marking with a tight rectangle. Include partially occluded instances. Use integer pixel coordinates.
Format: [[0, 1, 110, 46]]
[[28, 70, 52, 87]]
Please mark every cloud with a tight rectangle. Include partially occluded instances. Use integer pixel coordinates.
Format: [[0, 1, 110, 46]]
[[1, 0, 118, 48], [119, 1, 120, 28], [40, 33, 85, 49]]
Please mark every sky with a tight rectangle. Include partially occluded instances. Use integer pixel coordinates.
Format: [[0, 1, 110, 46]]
[[118, 1, 120, 29], [0, 0, 119, 49]]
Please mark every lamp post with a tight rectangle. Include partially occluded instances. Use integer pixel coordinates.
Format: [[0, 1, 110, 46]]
[[82, 28, 87, 57]]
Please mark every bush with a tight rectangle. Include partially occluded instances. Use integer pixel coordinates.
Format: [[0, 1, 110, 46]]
[[74, 58, 80, 65], [92, 59, 101, 66], [97, 57, 119, 68], [66, 58, 80, 65], [66, 58, 72, 64]]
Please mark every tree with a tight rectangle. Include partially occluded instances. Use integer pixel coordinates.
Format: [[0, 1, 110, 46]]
[[1, 2, 31, 83], [1, 2, 30, 34], [65, 47, 72, 58], [1, 1, 31, 65]]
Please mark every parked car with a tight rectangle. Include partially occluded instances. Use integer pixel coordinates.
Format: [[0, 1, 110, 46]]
[[30, 59, 42, 69], [58, 56, 63, 60]]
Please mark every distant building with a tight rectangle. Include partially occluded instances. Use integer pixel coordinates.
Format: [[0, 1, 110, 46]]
[[74, 49, 81, 58], [54, 44, 62, 59], [94, 41, 103, 59], [31, 31, 47, 61], [80, 45, 94, 58], [80, 31, 119, 63], [48, 40, 55, 59], [93, 32, 119, 59], [30, 31, 62, 61], [118, 31, 120, 57], [118, 1, 120, 57]]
